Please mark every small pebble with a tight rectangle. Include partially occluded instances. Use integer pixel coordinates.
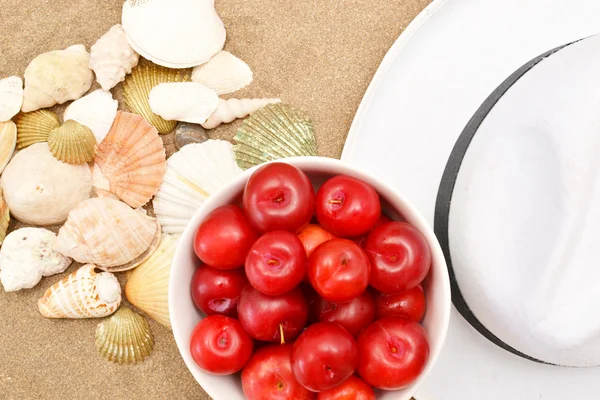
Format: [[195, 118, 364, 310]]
[[174, 122, 209, 150]]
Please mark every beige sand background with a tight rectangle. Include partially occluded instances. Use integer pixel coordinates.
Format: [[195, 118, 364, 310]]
[[0, 0, 431, 398]]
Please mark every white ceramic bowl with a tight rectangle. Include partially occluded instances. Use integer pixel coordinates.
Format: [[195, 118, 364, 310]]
[[170, 156, 451, 400]]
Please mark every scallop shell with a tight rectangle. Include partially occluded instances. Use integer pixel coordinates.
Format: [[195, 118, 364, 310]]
[[95, 306, 154, 364], [47, 120, 96, 164], [14, 110, 60, 149], [90, 24, 140, 91], [123, 63, 191, 134], [153, 140, 242, 234], [191, 51, 252, 95], [0, 228, 71, 292], [0, 121, 17, 174], [54, 197, 161, 271], [94, 112, 166, 208], [0, 189, 9, 245], [0, 76, 23, 122], [202, 98, 281, 129], [233, 104, 317, 169], [38, 264, 121, 318], [22, 45, 94, 112], [125, 234, 179, 328], [122, 0, 226, 68], [63, 90, 118, 143], [149, 82, 219, 125]]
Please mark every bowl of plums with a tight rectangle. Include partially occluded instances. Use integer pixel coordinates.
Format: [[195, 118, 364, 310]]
[[170, 157, 451, 400]]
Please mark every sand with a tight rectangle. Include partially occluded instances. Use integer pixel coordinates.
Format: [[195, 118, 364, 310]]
[[0, 0, 431, 398]]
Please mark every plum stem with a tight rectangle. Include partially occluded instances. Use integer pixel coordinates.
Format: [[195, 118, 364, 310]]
[[279, 324, 285, 345]]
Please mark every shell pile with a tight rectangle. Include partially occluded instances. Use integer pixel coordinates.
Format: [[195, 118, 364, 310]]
[[0, 0, 318, 367]]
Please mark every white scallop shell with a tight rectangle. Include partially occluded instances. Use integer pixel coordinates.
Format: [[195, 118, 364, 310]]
[[38, 264, 121, 319], [122, 0, 226, 68], [202, 98, 281, 129], [0, 228, 72, 292], [63, 90, 118, 143], [191, 51, 253, 95], [0, 143, 92, 226], [90, 24, 140, 91], [149, 82, 219, 124], [153, 140, 242, 233], [22, 45, 94, 112], [0, 76, 23, 122]]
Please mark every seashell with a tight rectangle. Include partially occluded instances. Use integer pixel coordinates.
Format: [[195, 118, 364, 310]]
[[121, 0, 226, 69], [202, 98, 281, 130], [47, 120, 97, 164], [0, 189, 9, 245], [0, 143, 92, 225], [22, 45, 94, 112], [123, 63, 191, 134], [63, 89, 118, 143], [14, 109, 60, 149], [125, 234, 179, 328], [0, 121, 17, 174], [233, 104, 317, 169], [0, 228, 71, 292], [149, 82, 219, 125], [174, 122, 208, 150], [0, 76, 23, 122], [54, 197, 161, 271], [38, 264, 121, 318], [89, 24, 140, 91], [95, 306, 154, 364], [94, 111, 166, 208], [191, 51, 253, 95], [153, 140, 242, 233]]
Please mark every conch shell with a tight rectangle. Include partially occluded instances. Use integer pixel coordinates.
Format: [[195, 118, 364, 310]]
[[202, 98, 281, 129], [90, 24, 140, 91], [38, 264, 121, 318], [22, 45, 94, 112], [54, 197, 161, 271]]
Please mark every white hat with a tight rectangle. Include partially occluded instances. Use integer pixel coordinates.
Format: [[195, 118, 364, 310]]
[[341, 0, 600, 398]]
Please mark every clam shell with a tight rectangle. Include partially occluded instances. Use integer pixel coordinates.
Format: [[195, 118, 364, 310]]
[[90, 24, 140, 91], [38, 264, 121, 318], [0, 143, 92, 226], [14, 109, 60, 149], [48, 120, 97, 164], [148, 82, 219, 125], [123, 63, 191, 134], [54, 197, 161, 270], [125, 234, 179, 328], [191, 51, 253, 95], [233, 103, 317, 169], [0, 189, 9, 245], [63, 89, 118, 143], [95, 111, 166, 208], [95, 306, 154, 364], [202, 98, 281, 130], [121, 0, 226, 68], [0, 228, 71, 292], [0, 76, 23, 122], [0, 121, 17, 173], [22, 45, 94, 112], [153, 140, 242, 233]]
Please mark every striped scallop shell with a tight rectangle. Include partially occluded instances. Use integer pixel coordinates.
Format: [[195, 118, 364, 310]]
[[54, 197, 161, 271], [13, 109, 60, 149], [0, 121, 17, 174], [37, 264, 122, 319], [125, 234, 179, 328], [95, 306, 154, 364]]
